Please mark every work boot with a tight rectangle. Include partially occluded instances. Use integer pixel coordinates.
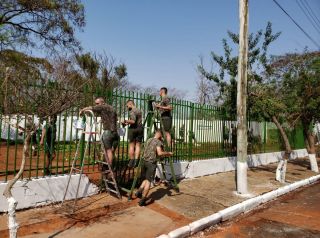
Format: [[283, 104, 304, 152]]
[[135, 189, 143, 199], [127, 159, 136, 168], [138, 197, 147, 206]]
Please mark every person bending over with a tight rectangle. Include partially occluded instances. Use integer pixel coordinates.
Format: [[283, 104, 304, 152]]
[[135, 130, 173, 206]]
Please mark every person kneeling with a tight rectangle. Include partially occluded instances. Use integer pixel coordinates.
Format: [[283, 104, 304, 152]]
[[135, 130, 173, 206]]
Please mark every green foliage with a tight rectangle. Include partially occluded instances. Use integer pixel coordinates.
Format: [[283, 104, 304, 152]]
[[76, 52, 128, 91], [0, 49, 52, 71], [76, 53, 100, 79], [270, 51, 320, 129], [0, 0, 85, 52], [0, 49, 88, 117], [198, 22, 281, 118]]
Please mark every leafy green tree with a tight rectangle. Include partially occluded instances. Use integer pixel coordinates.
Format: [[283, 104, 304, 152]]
[[269, 51, 320, 156], [0, 0, 85, 52], [76, 52, 128, 91], [197, 22, 291, 154], [250, 79, 293, 182], [0, 49, 89, 116], [197, 22, 281, 118], [197, 23, 300, 182], [0, 49, 90, 238], [0, 2, 85, 234]]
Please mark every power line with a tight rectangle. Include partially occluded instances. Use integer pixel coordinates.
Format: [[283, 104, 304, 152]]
[[296, 0, 320, 35], [299, 0, 320, 30], [272, 0, 320, 49], [302, 0, 320, 27], [299, 0, 320, 33]]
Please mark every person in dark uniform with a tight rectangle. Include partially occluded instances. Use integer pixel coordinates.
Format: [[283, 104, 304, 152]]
[[122, 100, 143, 168], [135, 130, 173, 206], [80, 97, 119, 166], [40, 115, 57, 175]]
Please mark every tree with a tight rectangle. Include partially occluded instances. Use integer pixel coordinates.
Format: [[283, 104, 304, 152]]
[[0, 50, 90, 238], [0, 49, 88, 115], [195, 63, 221, 105], [250, 81, 293, 182], [75, 52, 128, 91], [197, 22, 281, 118], [0, 2, 86, 236], [269, 51, 320, 172], [0, 0, 85, 52], [197, 22, 290, 184]]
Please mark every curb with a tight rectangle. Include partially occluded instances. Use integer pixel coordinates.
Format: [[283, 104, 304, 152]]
[[158, 174, 320, 238]]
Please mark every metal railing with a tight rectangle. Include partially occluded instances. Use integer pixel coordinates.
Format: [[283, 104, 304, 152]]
[[0, 87, 305, 183]]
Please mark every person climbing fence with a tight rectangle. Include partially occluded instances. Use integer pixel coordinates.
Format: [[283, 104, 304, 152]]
[[122, 99, 143, 168], [155, 87, 173, 149]]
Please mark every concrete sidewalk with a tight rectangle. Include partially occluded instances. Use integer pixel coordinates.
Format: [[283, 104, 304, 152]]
[[196, 181, 320, 237], [0, 157, 319, 238]]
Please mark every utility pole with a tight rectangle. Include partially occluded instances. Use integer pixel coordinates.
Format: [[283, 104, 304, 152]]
[[236, 0, 249, 194]]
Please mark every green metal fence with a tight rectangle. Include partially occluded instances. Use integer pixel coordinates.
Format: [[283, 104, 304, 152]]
[[0, 87, 305, 183]]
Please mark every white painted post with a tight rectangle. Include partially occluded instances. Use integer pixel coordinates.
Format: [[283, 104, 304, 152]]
[[276, 159, 287, 183], [308, 154, 319, 173], [236, 0, 249, 194], [7, 197, 19, 238]]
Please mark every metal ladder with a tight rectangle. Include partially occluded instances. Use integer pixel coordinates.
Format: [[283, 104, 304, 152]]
[[61, 110, 121, 212], [96, 148, 122, 200], [122, 100, 179, 200], [157, 115, 179, 193]]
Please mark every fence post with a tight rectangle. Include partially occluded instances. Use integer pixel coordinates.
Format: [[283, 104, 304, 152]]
[[146, 95, 153, 139], [188, 102, 195, 162], [106, 89, 113, 105], [263, 121, 267, 153], [79, 116, 86, 168]]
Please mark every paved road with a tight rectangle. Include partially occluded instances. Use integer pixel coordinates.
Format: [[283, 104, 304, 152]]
[[203, 182, 320, 238]]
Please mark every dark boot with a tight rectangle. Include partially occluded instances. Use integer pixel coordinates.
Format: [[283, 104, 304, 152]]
[[138, 197, 147, 206], [135, 189, 143, 199]]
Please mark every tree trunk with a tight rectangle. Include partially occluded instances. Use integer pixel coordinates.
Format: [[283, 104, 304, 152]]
[[302, 123, 319, 172], [306, 131, 316, 154], [236, 0, 249, 194], [271, 115, 292, 183], [3, 133, 31, 238], [271, 116, 292, 155]]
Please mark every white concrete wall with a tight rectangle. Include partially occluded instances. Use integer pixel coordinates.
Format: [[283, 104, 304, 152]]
[[156, 149, 308, 179], [0, 149, 308, 212], [0, 174, 98, 212]]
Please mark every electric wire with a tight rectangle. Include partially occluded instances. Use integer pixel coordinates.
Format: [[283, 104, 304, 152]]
[[272, 0, 320, 49], [296, 0, 320, 35], [302, 0, 320, 27]]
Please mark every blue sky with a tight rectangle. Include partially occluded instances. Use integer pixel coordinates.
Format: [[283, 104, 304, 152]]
[[77, 0, 320, 100]]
